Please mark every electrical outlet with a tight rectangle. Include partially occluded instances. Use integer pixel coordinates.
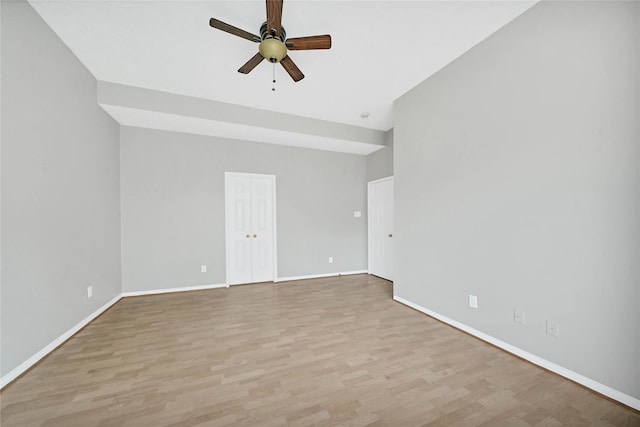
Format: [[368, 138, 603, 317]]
[[328, 257, 333, 264], [201, 265, 207, 273], [546, 320, 560, 337], [354, 211, 362, 218], [468, 294, 478, 309], [514, 309, 525, 324], [87, 286, 93, 298]]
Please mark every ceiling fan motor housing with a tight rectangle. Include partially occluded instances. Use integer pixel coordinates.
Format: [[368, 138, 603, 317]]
[[260, 22, 286, 41]]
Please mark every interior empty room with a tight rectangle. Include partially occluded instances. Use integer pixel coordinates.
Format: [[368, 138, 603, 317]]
[[1, 0, 639, 425]]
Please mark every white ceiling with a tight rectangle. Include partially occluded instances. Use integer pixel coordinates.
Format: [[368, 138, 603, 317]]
[[29, 0, 536, 152]]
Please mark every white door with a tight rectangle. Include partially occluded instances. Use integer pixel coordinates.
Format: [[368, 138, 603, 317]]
[[225, 172, 276, 285], [368, 177, 394, 281]]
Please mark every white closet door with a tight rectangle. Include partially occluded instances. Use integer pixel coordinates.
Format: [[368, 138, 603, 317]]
[[368, 177, 394, 281], [226, 174, 253, 285], [250, 176, 274, 282], [225, 173, 276, 285]]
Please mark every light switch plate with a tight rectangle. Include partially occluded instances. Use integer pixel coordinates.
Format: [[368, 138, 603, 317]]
[[469, 294, 478, 309]]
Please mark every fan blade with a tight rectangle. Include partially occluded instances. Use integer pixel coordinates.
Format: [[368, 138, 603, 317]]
[[238, 53, 265, 74], [285, 35, 332, 50], [210, 18, 261, 43], [266, 0, 283, 38], [280, 56, 304, 82]]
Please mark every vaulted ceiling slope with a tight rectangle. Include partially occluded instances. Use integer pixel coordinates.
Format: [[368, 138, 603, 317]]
[[30, 1, 536, 154]]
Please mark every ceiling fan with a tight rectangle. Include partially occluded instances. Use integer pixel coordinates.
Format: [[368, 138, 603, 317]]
[[209, 0, 332, 82]]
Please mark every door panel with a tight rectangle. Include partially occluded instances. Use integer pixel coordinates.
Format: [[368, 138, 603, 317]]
[[250, 177, 274, 282], [227, 175, 253, 284], [368, 177, 394, 281]]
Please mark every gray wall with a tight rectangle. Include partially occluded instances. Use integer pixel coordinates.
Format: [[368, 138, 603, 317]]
[[1, 1, 122, 376], [366, 129, 394, 182], [394, 1, 639, 399], [120, 126, 367, 292]]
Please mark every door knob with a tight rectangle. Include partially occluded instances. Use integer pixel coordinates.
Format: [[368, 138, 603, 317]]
[[246, 234, 251, 238], [253, 234, 257, 238]]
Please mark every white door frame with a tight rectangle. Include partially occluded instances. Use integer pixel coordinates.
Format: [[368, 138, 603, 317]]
[[225, 172, 278, 286], [368, 176, 393, 279]]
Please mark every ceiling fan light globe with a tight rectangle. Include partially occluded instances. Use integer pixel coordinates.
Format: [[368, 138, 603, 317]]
[[259, 38, 287, 63]]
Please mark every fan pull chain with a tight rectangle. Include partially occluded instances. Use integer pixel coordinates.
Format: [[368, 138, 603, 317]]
[[272, 63, 276, 91]]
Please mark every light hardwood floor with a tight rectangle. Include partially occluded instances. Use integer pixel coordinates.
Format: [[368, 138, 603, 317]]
[[2, 274, 638, 426]]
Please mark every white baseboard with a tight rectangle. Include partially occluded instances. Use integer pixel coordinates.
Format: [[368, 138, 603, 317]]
[[0, 294, 122, 390], [275, 270, 368, 283], [122, 283, 228, 297], [393, 295, 640, 411]]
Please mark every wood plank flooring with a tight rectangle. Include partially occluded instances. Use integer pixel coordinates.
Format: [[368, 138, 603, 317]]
[[2, 274, 638, 426]]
